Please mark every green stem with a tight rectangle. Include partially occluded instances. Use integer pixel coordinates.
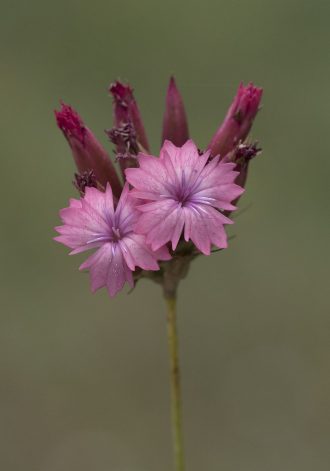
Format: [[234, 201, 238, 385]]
[[165, 295, 185, 471]]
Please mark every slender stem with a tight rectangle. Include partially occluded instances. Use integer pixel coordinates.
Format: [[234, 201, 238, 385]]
[[165, 295, 185, 471]]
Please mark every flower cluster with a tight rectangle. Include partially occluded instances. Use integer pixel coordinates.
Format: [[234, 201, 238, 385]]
[[54, 78, 262, 296]]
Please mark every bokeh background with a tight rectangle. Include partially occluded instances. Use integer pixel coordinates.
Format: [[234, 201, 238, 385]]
[[1, 0, 329, 470]]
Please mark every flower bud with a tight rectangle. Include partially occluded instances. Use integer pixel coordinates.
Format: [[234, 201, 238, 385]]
[[208, 83, 262, 158], [109, 81, 149, 175], [162, 76, 189, 146], [55, 103, 122, 198], [109, 81, 149, 150]]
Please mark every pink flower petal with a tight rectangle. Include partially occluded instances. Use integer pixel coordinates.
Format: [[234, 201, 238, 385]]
[[120, 234, 160, 271]]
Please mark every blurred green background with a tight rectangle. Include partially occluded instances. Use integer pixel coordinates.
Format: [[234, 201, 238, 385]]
[[1, 0, 329, 470]]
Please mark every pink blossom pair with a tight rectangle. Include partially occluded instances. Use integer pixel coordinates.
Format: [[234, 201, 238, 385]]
[[54, 78, 262, 296]]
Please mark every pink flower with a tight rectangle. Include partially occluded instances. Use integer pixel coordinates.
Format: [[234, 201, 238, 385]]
[[54, 184, 170, 297], [125, 140, 244, 255]]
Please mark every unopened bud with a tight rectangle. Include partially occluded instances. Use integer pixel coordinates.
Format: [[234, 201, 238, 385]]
[[55, 103, 122, 198]]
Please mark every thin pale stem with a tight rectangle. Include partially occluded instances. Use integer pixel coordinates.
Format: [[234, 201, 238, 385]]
[[165, 295, 185, 471]]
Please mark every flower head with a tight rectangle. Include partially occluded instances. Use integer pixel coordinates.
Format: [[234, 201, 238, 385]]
[[125, 140, 244, 255], [54, 184, 170, 297], [55, 103, 122, 198], [54, 76, 263, 297]]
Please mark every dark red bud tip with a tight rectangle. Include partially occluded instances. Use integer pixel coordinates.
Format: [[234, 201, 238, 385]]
[[234, 83, 263, 124], [55, 103, 86, 144], [168, 75, 177, 92], [109, 80, 134, 108]]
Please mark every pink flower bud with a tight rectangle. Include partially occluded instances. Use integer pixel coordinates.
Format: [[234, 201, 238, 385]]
[[208, 83, 262, 158], [109, 81, 149, 176], [109, 81, 149, 148], [162, 76, 189, 146], [55, 103, 122, 198]]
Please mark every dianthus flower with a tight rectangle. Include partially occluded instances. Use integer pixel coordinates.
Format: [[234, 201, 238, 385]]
[[126, 140, 244, 255], [54, 184, 170, 296], [54, 75, 263, 471]]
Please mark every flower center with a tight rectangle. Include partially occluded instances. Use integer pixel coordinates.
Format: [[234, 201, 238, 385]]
[[111, 226, 122, 242], [172, 170, 193, 206]]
